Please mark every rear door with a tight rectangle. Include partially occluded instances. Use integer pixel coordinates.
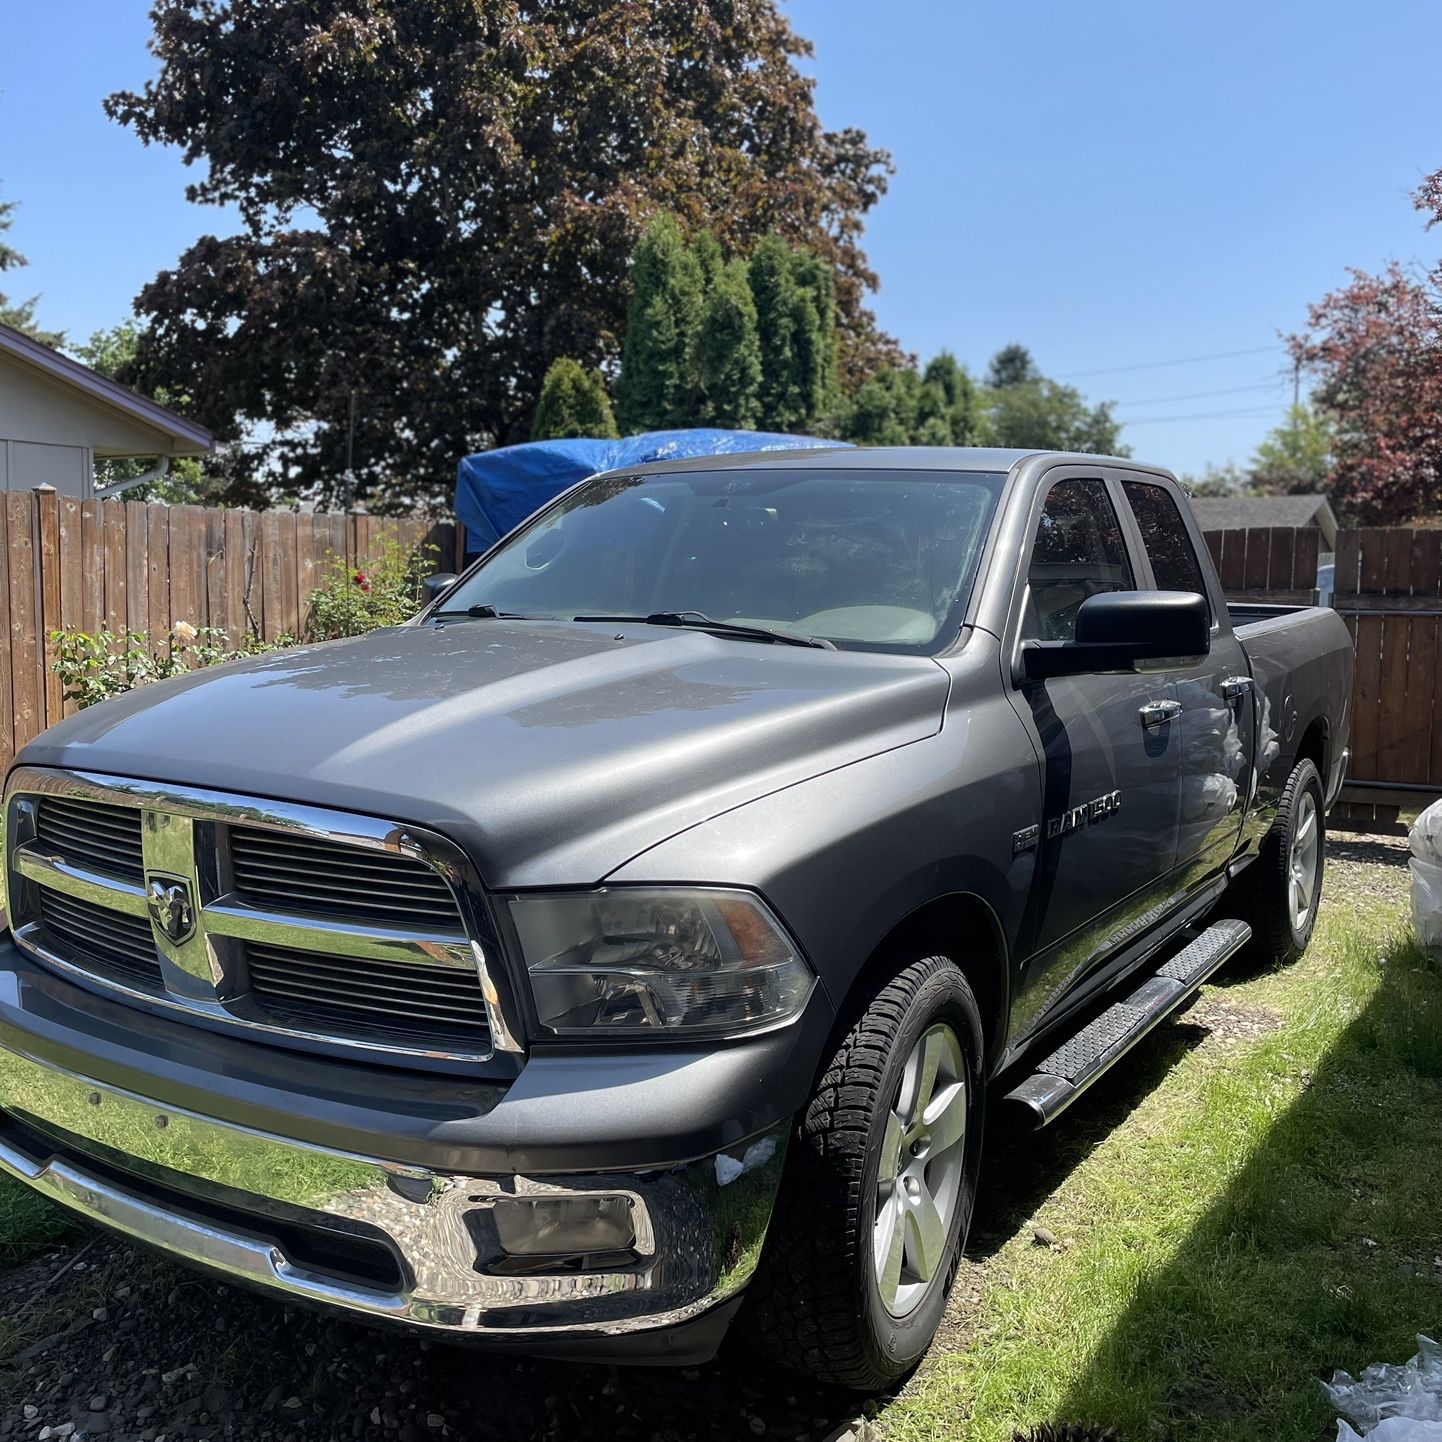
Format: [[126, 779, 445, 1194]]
[[1119, 477, 1255, 891], [1004, 471, 1184, 1040]]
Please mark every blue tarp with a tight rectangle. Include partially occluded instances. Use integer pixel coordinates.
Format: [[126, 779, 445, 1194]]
[[455, 429, 846, 554]]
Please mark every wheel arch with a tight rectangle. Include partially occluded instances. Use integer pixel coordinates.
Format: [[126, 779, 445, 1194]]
[[843, 891, 1011, 1075]]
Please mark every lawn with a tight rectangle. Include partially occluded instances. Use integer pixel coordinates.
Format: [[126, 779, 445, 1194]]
[[883, 837, 1442, 1440], [1, 834, 1438, 1441]]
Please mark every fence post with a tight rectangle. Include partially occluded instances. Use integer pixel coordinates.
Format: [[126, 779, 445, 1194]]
[[34, 485, 64, 729]]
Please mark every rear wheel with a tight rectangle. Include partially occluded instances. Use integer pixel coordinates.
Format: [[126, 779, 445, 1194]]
[[1232, 757, 1325, 965], [740, 953, 985, 1390]]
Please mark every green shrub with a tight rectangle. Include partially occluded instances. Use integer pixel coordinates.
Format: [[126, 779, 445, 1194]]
[[303, 539, 437, 641], [50, 624, 290, 710]]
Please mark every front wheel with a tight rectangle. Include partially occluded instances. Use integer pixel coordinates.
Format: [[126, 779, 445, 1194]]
[[739, 953, 986, 1390], [1232, 756, 1326, 965]]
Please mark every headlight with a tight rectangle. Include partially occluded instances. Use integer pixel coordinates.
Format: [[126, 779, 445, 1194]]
[[506, 887, 814, 1036]]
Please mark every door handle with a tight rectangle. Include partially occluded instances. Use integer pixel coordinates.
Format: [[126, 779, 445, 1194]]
[[1139, 700, 1183, 729], [1220, 676, 1253, 700]]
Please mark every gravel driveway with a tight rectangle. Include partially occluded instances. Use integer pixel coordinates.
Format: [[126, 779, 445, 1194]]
[[0, 831, 1415, 1442]]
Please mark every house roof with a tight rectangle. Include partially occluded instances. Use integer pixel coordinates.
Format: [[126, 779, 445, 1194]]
[[1189, 494, 1338, 546], [0, 322, 213, 455]]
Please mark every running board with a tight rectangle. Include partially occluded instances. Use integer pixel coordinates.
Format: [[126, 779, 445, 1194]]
[[1004, 918, 1252, 1128]]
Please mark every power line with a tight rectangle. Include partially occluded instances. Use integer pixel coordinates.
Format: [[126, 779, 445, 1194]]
[[1056, 344, 1286, 381], [1122, 404, 1289, 426], [1115, 379, 1287, 408]]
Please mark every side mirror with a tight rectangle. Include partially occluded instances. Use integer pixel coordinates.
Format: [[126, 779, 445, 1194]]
[[1022, 590, 1209, 680], [422, 572, 459, 606]]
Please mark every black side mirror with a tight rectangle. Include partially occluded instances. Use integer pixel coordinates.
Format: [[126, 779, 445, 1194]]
[[1023, 590, 1209, 680], [422, 573, 459, 606]]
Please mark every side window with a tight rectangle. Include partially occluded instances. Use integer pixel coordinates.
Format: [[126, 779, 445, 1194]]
[[1023, 479, 1134, 641], [1121, 480, 1211, 619]]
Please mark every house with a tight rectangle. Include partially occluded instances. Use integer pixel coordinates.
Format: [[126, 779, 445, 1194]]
[[1188, 494, 1339, 551], [0, 322, 212, 497]]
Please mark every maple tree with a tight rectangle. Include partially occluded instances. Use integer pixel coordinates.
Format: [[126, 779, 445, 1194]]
[[1289, 170, 1442, 523], [106, 1, 894, 510]]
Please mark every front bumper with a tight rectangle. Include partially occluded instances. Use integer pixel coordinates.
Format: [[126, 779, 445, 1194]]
[[0, 938, 813, 1358]]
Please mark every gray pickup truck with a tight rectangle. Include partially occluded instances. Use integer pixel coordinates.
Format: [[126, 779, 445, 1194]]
[[0, 448, 1352, 1389]]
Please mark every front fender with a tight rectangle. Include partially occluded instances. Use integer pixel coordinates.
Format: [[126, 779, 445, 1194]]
[[607, 672, 1039, 1025]]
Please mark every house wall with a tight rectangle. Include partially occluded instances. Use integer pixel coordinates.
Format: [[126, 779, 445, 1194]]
[[0, 350, 185, 496]]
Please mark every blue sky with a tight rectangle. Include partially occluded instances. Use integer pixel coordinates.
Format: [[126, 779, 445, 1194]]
[[1, 1, 1438, 475]]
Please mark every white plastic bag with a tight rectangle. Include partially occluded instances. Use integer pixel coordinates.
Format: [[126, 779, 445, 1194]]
[[1325, 1335, 1442, 1436], [1411, 801, 1442, 868], [1411, 858, 1442, 952]]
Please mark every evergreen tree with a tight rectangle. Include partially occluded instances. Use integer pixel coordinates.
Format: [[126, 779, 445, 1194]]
[[751, 235, 838, 432], [616, 215, 706, 433], [532, 358, 619, 441], [0, 184, 63, 347], [840, 351, 983, 447], [696, 257, 762, 428], [986, 343, 1040, 389], [750, 235, 799, 429]]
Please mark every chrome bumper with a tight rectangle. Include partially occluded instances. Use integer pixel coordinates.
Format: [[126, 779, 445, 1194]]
[[0, 1043, 786, 1342]]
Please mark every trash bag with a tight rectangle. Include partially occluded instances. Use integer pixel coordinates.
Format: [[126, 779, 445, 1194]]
[[1412, 859, 1442, 952], [1411, 800, 1442, 867], [1324, 1335, 1442, 1436]]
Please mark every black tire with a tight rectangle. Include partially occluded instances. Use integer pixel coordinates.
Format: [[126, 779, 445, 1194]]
[[1231, 757, 1326, 966], [739, 953, 986, 1390]]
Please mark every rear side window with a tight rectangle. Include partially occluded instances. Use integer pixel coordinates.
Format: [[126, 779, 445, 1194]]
[[1023, 479, 1134, 641], [1121, 481, 1211, 619]]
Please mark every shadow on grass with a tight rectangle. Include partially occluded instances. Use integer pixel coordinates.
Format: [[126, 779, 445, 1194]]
[[1047, 933, 1442, 1439]]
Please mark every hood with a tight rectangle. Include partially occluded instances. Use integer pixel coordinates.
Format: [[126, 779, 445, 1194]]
[[18, 620, 950, 887]]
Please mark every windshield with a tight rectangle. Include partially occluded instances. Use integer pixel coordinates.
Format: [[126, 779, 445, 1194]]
[[442, 467, 1005, 652]]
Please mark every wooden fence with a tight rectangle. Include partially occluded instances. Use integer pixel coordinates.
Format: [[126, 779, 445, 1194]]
[[1201, 525, 1321, 606], [1205, 523, 1442, 829], [1, 486, 462, 775]]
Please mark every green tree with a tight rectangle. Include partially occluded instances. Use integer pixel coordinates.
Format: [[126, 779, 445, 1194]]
[[751, 234, 838, 432], [1248, 404, 1334, 495], [841, 351, 982, 447], [68, 321, 207, 501], [696, 258, 762, 428], [1180, 462, 1249, 498], [0, 184, 64, 347], [106, 0, 894, 510], [982, 348, 1127, 455], [615, 215, 706, 432], [531, 357, 619, 440], [986, 343, 1040, 390]]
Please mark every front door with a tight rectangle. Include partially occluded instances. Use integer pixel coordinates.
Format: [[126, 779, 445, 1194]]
[[1119, 478, 1255, 890], [1005, 475, 1184, 1040]]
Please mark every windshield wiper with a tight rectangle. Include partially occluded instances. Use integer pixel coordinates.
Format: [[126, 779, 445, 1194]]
[[431, 604, 539, 620], [570, 611, 835, 650]]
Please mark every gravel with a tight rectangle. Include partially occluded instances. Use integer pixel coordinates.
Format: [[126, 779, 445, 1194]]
[[0, 831, 1413, 1441]]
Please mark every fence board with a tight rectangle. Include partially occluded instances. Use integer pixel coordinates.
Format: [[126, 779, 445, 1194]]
[[36, 489, 64, 723], [168, 505, 206, 631], [125, 500, 149, 635], [80, 500, 105, 634], [6, 493, 42, 752]]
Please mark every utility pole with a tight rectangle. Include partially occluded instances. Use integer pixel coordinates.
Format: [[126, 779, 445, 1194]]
[[343, 388, 356, 512]]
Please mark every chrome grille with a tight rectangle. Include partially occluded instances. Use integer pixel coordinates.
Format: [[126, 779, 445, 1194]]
[[34, 797, 145, 883], [229, 827, 462, 930], [246, 942, 492, 1050], [3, 768, 510, 1066], [36, 888, 161, 990]]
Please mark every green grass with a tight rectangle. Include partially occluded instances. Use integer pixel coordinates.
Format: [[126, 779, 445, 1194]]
[[0, 1169, 71, 1268], [882, 892, 1442, 1440]]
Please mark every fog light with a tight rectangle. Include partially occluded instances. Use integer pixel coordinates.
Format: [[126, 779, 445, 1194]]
[[491, 1195, 635, 1257]]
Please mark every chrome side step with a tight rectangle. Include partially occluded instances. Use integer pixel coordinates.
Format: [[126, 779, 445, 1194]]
[[1004, 918, 1252, 1128]]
